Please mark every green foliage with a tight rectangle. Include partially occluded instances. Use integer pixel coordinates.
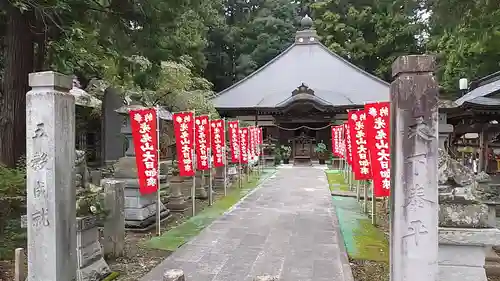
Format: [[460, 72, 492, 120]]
[[0, 163, 26, 197], [314, 142, 328, 153], [76, 185, 108, 220], [312, 0, 423, 81], [425, 0, 500, 97], [280, 145, 292, 159]]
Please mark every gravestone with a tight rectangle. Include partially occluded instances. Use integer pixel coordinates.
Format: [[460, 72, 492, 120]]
[[101, 87, 125, 165], [26, 71, 77, 281], [390, 55, 439, 281]]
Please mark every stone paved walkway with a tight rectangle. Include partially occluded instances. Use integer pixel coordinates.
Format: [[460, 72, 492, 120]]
[[140, 167, 353, 281]]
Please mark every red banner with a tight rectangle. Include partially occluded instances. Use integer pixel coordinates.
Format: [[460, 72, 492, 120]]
[[365, 102, 391, 197], [228, 121, 240, 163], [249, 126, 256, 159], [210, 119, 225, 167], [240, 127, 249, 164], [349, 110, 372, 180], [130, 108, 159, 195], [256, 127, 261, 156], [195, 115, 210, 170], [173, 112, 195, 177], [337, 125, 345, 159], [331, 125, 342, 157], [259, 127, 263, 144], [344, 122, 353, 165]]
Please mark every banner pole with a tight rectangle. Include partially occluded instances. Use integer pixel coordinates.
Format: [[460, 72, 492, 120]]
[[208, 118, 213, 206], [372, 181, 377, 225], [155, 106, 161, 236], [238, 124, 242, 189], [192, 111, 196, 217], [363, 180, 368, 213], [356, 177, 360, 202], [223, 118, 227, 197]]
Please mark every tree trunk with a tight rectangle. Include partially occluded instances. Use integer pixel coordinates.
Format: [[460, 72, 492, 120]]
[[0, 7, 34, 167]]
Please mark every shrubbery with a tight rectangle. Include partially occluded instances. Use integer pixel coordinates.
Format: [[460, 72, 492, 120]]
[[0, 158, 27, 260]]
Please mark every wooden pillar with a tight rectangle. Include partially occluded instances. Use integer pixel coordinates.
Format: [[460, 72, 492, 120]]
[[479, 128, 485, 173]]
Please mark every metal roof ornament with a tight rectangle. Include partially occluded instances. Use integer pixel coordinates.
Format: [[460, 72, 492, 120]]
[[300, 14, 313, 30], [292, 83, 315, 96]]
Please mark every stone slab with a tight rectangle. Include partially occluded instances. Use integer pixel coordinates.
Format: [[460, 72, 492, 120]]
[[77, 227, 99, 249], [77, 240, 103, 268], [139, 167, 354, 281], [76, 257, 111, 281]]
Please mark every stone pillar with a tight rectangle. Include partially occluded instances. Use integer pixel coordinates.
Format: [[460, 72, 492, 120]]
[[26, 71, 77, 281], [390, 55, 439, 281], [101, 87, 125, 165], [102, 179, 125, 259]]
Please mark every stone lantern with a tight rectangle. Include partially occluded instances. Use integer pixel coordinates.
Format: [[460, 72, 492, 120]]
[[112, 104, 171, 230]]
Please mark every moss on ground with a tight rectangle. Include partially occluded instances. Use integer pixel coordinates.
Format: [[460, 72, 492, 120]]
[[352, 219, 388, 262], [102, 271, 120, 281], [328, 171, 388, 263], [146, 170, 273, 251], [325, 170, 350, 192]]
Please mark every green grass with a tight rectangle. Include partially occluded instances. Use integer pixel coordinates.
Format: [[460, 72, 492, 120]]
[[325, 170, 350, 192], [332, 196, 388, 262], [146, 169, 275, 251]]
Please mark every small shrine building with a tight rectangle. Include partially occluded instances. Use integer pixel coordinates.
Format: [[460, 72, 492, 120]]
[[445, 71, 500, 173], [212, 15, 389, 163]]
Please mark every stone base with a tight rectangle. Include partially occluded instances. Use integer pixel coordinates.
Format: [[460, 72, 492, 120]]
[[439, 227, 500, 281], [76, 217, 111, 281], [77, 257, 112, 281], [111, 177, 170, 229], [125, 209, 171, 231], [166, 202, 188, 212]]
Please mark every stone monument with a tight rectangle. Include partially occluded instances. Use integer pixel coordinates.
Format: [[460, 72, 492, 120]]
[[26, 71, 77, 281], [101, 87, 126, 165], [390, 55, 439, 281], [113, 104, 170, 230], [438, 114, 500, 281]]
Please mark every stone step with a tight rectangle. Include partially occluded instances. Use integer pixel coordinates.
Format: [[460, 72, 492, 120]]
[[486, 249, 500, 277]]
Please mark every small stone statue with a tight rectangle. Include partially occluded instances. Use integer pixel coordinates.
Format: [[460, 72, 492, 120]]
[[75, 150, 90, 193]]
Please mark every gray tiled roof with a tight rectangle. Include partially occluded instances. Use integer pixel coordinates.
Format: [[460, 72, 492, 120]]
[[464, 96, 500, 106], [455, 78, 500, 106], [212, 42, 390, 109]]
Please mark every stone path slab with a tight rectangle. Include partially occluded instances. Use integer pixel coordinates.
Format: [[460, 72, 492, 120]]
[[140, 167, 354, 281]]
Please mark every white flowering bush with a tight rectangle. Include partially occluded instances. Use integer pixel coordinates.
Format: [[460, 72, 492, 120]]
[[76, 184, 108, 220]]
